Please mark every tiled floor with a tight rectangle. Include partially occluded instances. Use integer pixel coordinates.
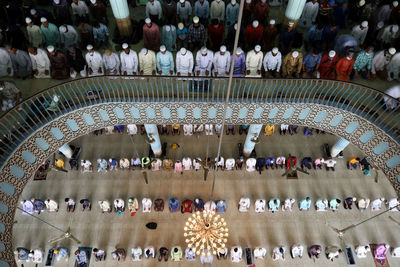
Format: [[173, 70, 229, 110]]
[[13, 129, 400, 266]]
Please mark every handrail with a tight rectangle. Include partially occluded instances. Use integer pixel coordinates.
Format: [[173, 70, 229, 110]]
[[0, 76, 399, 166]]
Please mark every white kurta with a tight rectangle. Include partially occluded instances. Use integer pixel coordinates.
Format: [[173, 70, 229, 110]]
[[264, 51, 282, 72], [246, 50, 263, 77], [225, 158, 235, 170], [379, 25, 399, 44], [255, 199, 266, 213], [98, 200, 110, 211], [127, 124, 137, 135], [27, 25, 42, 47], [238, 198, 250, 212], [291, 245, 304, 258], [85, 51, 103, 76], [121, 50, 138, 75], [103, 52, 120, 74], [392, 247, 400, 257], [60, 25, 78, 50], [213, 51, 230, 76], [142, 198, 152, 212], [176, 51, 194, 76], [114, 199, 125, 209], [355, 246, 370, 258], [300, 1, 319, 28], [371, 199, 383, 211], [351, 25, 368, 45], [29, 48, 50, 78], [215, 156, 224, 167], [388, 198, 399, 211], [254, 247, 266, 259], [151, 159, 162, 171], [315, 199, 328, 211], [0, 48, 13, 77], [193, 158, 201, 170], [282, 198, 295, 211], [183, 124, 193, 135], [205, 124, 213, 135], [131, 247, 142, 261], [372, 51, 391, 74], [388, 53, 400, 81], [182, 157, 192, 170], [273, 247, 285, 261], [139, 50, 156, 75], [246, 158, 256, 172], [195, 50, 214, 76], [230, 247, 242, 262], [71, 1, 89, 16], [45, 199, 58, 212], [204, 200, 216, 211]]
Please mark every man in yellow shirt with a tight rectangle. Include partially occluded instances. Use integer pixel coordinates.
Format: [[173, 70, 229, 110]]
[[347, 157, 360, 170], [54, 158, 65, 169], [264, 124, 275, 135], [172, 124, 180, 135]]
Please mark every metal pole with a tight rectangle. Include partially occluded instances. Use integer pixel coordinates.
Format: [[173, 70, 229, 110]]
[[210, 0, 245, 199], [16, 207, 66, 233]]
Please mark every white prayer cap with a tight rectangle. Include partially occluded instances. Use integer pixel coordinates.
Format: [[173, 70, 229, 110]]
[[255, 45, 261, 52], [59, 25, 67, 33], [329, 50, 336, 57], [180, 0, 185, 3], [359, 0, 365, 6], [292, 51, 299, 58], [201, 46, 208, 54], [30, 9, 37, 15], [220, 45, 227, 52], [234, 23, 238, 30], [145, 18, 151, 24], [246, 0, 251, 3], [393, 1, 399, 6], [270, 19, 275, 25], [272, 47, 279, 54], [109, 158, 112, 162], [377, 21, 384, 28], [236, 47, 243, 55], [90, 0, 96, 3], [178, 22, 184, 30], [53, 0, 60, 4], [193, 16, 200, 23], [180, 47, 187, 55], [122, 43, 129, 49], [361, 21, 368, 27], [86, 44, 93, 50], [47, 45, 55, 52], [392, 24, 399, 32], [389, 47, 396, 55], [160, 45, 166, 52], [288, 21, 294, 27], [40, 17, 47, 23], [25, 17, 32, 24], [141, 48, 148, 54], [165, 25, 171, 32], [231, 0, 236, 4], [252, 20, 259, 28]]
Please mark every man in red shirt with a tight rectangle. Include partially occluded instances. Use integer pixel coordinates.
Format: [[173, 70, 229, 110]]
[[207, 19, 225, 52], [336, 52, 355, 82], [317, 50, 338, 79], [245, 20, 263, 51], [181, 199, 193, 213], [286, 156, 297, 169]]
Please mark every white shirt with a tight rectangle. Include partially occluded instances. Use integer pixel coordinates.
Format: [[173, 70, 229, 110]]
[[127, 124, 137, 135], [351, 25, 368, 45], [193, 158, 201, 170], [225, 158, 235, 170], [325, 159, 336, 167], [139, 50, 156, 75], [263, 51, 282, 72], [205, 124, 213, 135], [246, 50, 263, 77], [372, 50, 391, 74], [300, 1, 319, 27], [255, 199, 266, 213], [114, 199, 124, 208], [379, 25, 399, 43], [81, 160, 92, 170], [146, 0, 162, 19], [151, 159, 162, 171], [392, 247, 400, 257], [142, 198, 152, 212], [215, 156, 224, 167], [280, 124, 289, 131], [204, 200, 216, 211], [103, 52, 120, 73], [98, 200, 110, 211], [121, 50, 138, 74], [388, 53, 400, 74], [371, 198, 384, 211], [316, 199, 328, 211], [195, 50, 214, 76], [71, 1, 89, 16], [357, 198, 370, 209], [131, 247, 142, 261], [230, 247, 242, 262], [0, 48, 13, 77], [215, 124, 222, 133], [120, 158, 130, 168], [291, 245, 304, 258], [29, 48, 50, 72], [355, 246, 370, 258], [238, 197, 250, 212], [388, 198, 399, 211], [183, 124, 193, 135], [246, 158, 256, 172], [32, 249, 43, 263], [213, 51, 231, 76], [282, 198, 295, 211], [176, 50, 194, 75], [85, 51, 103, 75], [276, 156, 286, 165], [45, 199, 58, 212], [273, 246, 285, 261], [254, 247, 266, 259], [182, 157, 192, 170]]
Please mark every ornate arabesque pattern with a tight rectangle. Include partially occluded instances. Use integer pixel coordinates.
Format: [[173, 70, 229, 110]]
[[0, 101, 399, 267]]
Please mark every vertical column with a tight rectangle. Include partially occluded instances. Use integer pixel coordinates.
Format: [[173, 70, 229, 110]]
[[144, 124, 162, 157], [243, 124, 263, 157], [331, 137, 350, 157], [58, 144, 73, 159], [110, 0, 132, 37], [284, 0, 307, 27]]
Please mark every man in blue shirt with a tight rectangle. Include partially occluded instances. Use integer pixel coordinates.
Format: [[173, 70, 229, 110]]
[[352, 46, 374, 80], [269, 198, 280, 213], [169, 198, 180, 212], [108, 158, 118, 170], [194, 198, 204, 212], [302, 50, 322, 78], [266, 157, 275, 169], [93, 22, 109, 49], [194, 0, 210, 26], [216, 200, 226, 213], [299, 197, 312, 211]]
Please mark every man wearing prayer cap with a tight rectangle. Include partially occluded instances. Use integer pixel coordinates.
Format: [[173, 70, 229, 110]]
[[300, 0, 319, 28], [336, 51, 355, 81], [52, 0, 72, 26], [231, 47, 246, 77], [47, 45, 69, 79], [156, 45, 174, 75], [225, 0, 239, 27], [177, 0, 192, 25], [262, 19, 278, 52], [351, 21, 369, 45], [253, 0, 269, 25], [120, 43, 138, 75], [194, 0, 210, 26], [246, 45, 263, 77], [162, 24, 177, 51], [85, 44, 103, 76], [378, 24, 399, 46], [8, 47, 32, 79], [263, 47, 282, 77], [352, 46, 374, 80], [213, 45, 230, 77], [67, 47, 87, 78], [146, 0, 162, 25], [282, 50, 303, 78], [176, 47, 194, 76], [279, 22, 297, 55], [40, 17, 60, 47], [89, 0, 108, 25], [317, 50, 338, 79], [103, 49, 120, 75], [195, 46, 213, 76], [26, 17, 42, 48], [28, 46, 51, 78], [245, 20, 263, 50], [59, 24, 79, 51], [371, 47, 396, 80], [30, 8, 55, 25], [188, 16, 206, 50], [387, 50, 400, 81], [210, 0, 225, 22], [143, 18, 161, 52], [139, 48, 156, 75]]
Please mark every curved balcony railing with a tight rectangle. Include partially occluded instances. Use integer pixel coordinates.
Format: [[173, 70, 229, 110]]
[[0, 76, 399, 166]]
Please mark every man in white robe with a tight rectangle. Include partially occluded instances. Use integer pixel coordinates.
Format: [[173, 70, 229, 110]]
[[255, 199, 266, 213], [21, 199, 34, 215], [85, 44, 103, 76], [388, 53, 400, 81], [103, 49, 120, 75], [139, 48, 156, 75], [204, 200, 216, 211], [300, 0, 319, 28], [0, 48, 13, 77], [238, 197, 250, 212], [230, 246, 242, 262], [142, 198, 152, 212], [44, 199, 58, 212], [151, 158, 162, 171], [355, 245, 370, 258], [176, 48, 194, 76], [215, 156, 224, 169], [193, 158, 201, 170], [392, 247, 400, 257], [28, 47, 50, 78], [225, 158, 235, 170], [291, 245, 303, 258], [182, 157, 192, 170], [213, 45, 230, 77], [81, 160, 92, 172], [144, 246, 155, 258], [59, 25, 78, 51], [246, 45, 263, 77], [254, 247, 266, 259], [120, 43, 138, 75], [246, 158, 256, 171], [263, 47, 282, 77], [272, 246, 286, 261], [205, 124, 213, 135], [372, 48, 396, 78], [315, 199, 328, 211], [282, 198, 295, 211], [157, 45, 174, 75], [388, 197, 399, 211], [183, 124, 193, 135], [195, 46, 213, 76], [379, 24, 399, 45], [185, 247, 196, 261], [127, 124, 137, 135], [26, 17, 42, 48], [351, 21, 369, 46], [98, 200, 111, 213], [371, 198, 385, 211], [131, 247, 142, 261]]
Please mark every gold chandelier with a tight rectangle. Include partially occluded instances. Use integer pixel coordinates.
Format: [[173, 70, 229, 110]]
[[184, 210, 229, 257]]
